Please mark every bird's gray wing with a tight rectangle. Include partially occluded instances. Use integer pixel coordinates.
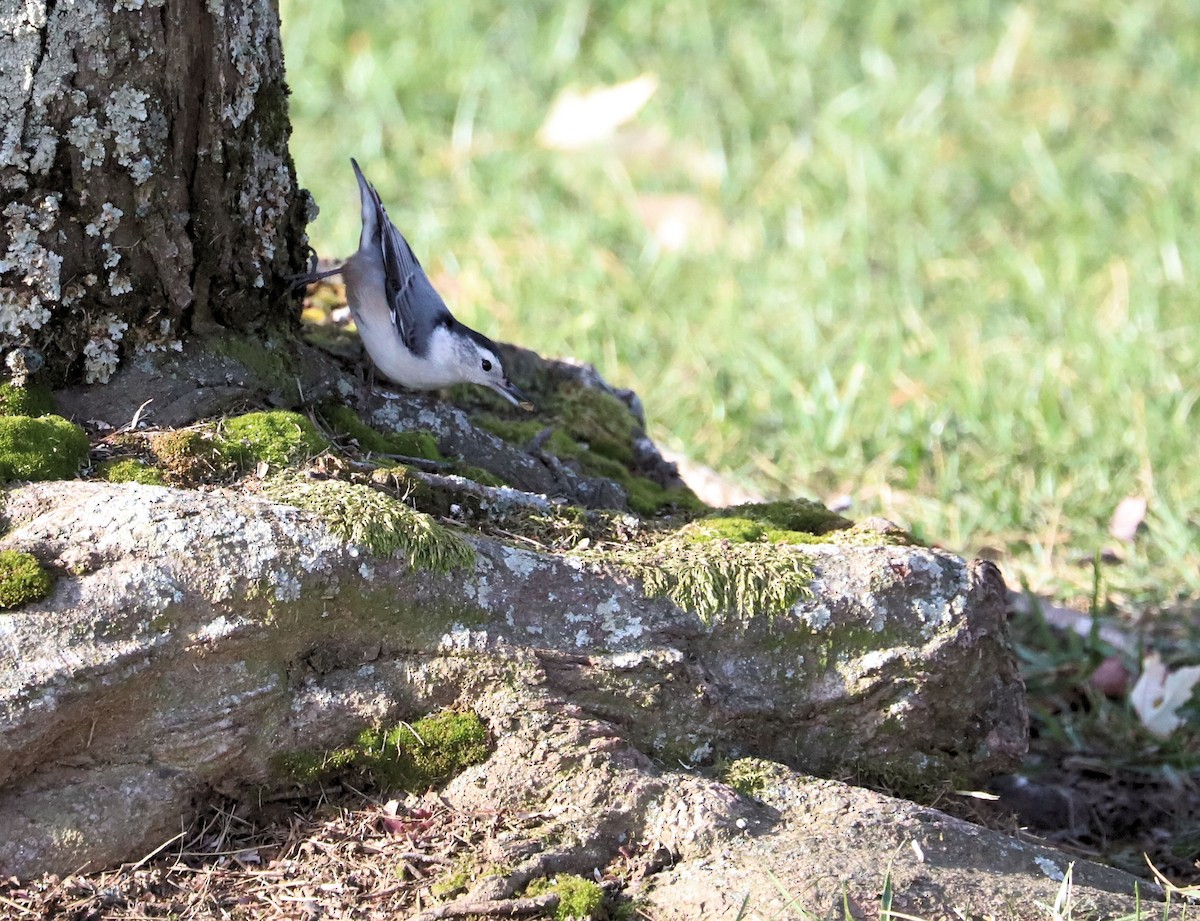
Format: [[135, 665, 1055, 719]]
[[379, 216, 451, 355], [351, 159, 448, 352]]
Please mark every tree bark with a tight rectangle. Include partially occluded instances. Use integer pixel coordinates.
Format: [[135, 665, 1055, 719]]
[[0, 0, 310, 385]]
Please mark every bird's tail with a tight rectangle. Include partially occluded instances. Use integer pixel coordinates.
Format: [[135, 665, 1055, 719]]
[[350, 157, 384, 251]]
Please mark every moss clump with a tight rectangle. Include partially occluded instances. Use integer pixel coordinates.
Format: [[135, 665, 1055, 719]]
[[718, 757, 789, 798], [149, 430, 232, 484], [97, 458, 166, 485], [526, 875, 605, 921], [278, 711, 491, 792], [216, 335, 295, 390], [477, 391, 636, 466], [837, 520, 917, 546], [477, 414, 701, 516], [263, 473, 474, 570], [431, 858, 475, 898], [588, 531, 812, 624], [712, 500, 853, 535], [547, 382, 637, 465], [475, 415, 567, 452], [0, 383, 54, 417], [320, 404, 443, 460], [0, 549, 54, 608], [449, 463, 507, 488], [0, 415, 89, 482], [222, 411, 329, 468], [682, 516, 830, 546], [679, 500, 858, 545], [625, 475, 703, 517]]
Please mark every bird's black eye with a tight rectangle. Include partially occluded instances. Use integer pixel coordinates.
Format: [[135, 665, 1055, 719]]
[[481, 358, 493, 372]]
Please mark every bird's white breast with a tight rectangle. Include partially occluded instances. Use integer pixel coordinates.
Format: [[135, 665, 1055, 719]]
[[344, 256, 463, 390]]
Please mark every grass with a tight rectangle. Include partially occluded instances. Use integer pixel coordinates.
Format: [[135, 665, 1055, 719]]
[[277, 7, 1200, 880], [280, 0, 1200, 613]]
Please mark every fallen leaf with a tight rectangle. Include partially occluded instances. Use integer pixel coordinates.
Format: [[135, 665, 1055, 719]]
[[538, 74, 659, 150], [1108, 495, 1147, 542], [632, 193, 722, 253], [1130, 653, 1200, 738]]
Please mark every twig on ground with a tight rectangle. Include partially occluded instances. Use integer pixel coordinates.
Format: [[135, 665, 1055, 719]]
[[411, 891, 559, 920]]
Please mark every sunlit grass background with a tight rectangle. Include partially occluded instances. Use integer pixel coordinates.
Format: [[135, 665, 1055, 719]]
[[280, 0, 1200, 613]]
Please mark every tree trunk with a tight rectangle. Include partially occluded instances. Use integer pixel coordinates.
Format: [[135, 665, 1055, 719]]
[[0, 0, 310, 385]]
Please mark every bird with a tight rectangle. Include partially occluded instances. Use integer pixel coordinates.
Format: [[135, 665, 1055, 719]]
[[303, 159, 533, 410]]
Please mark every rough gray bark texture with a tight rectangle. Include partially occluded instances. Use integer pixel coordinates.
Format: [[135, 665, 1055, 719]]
[[627, 766, 1157, 917], [0, 476, 1026, 878], [0, 0, 310, 384], [430, 705, 1156, 918]]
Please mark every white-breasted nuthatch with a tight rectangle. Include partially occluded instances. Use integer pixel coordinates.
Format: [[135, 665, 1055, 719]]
[[306, 159, 533, 410]]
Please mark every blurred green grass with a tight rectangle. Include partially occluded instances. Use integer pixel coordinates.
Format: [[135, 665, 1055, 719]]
[[280, 0, 1200, 609]]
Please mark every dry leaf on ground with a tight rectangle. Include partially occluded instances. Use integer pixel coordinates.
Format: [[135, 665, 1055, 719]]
[[538, 74, 659, 150], [1130, 653, 1200, 738], [1108, 496, 1147, 542]]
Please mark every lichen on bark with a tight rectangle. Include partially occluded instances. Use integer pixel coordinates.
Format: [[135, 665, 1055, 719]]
[[0, 0, 312, 385]]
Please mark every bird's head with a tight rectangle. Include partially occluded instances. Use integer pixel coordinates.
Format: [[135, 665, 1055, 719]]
[[453, 329, 534, 410]]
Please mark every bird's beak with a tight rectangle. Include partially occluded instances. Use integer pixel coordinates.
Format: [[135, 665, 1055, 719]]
[[490, 379, 535, 412]]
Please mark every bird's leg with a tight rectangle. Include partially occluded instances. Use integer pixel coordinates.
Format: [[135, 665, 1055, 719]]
[[285, 250, 345, 291], [359, 361, 377, 418]]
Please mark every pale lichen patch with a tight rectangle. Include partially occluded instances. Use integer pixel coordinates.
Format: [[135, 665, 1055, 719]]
[[240, 151, 294, 286], [84, 202, 123, 238], [66, 115, 107, 169], [195, 615, 242, 642], [107, 84, 152, 184], [501, 547, 539, 578], [439, 627, 490, 652], [82, 315, 128, 383], [800, 601, 832, 631], [0, 196, 62, 338], [272, 572, 301, 601]]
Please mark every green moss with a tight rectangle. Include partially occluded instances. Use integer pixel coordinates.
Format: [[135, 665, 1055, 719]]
[[321, 404, 443, 460], [0, 415, 89, 482], [276, 711, 491, 793], [476, 398, 702, 516], [474, 415, 546, 445], [711, 500, 853, 535], [0, 383, 54, 417], [222, 410, 329, 468], [685, 504, 914, 547], [526, 875, 605, 921], [835, 521, 917, 546], [272, 748, 354, 784], [97, 458, 166, 485], [0, 549, 54, 608], [263, 472, 474, 570], [359, 712, 491, 788], [677, 500, 862, 545], [431, 858, 474, 898], [149, 430, 232, 484], [587, 531, 813, 624], [449, 463, 508, 488], [548, 382, 637, 464], [718, 757, 789, 798], [478, 390, 637, 465], [625, 476, 704, 516], [216, 335, 295, 389]]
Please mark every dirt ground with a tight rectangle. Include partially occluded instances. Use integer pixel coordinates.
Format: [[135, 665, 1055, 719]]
[[2, 732, 1193, 921]]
